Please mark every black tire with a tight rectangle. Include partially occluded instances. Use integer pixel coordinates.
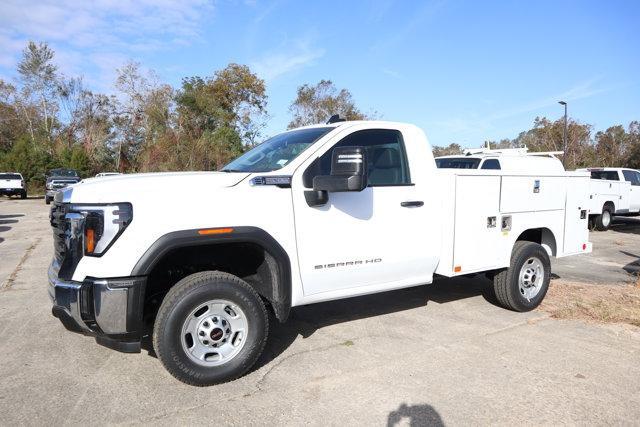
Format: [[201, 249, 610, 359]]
[[594, 208, 612, 231], [20, 190, 27, 199], [45, 196, 51, 205], [153, 271, 268, 386], [492, 241, 551, 312]]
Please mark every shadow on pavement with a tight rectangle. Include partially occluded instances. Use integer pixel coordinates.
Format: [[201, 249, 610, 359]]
[[253, 276, 495, 371], [611, 217, 640, 235], [621, 250, 640, 276], [0, 214, 25, 219], [387, 403, 444, 427]]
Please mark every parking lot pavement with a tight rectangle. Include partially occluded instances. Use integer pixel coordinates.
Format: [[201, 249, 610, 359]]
[[553, 216, 640, 284], [1, 199, 639, 425]]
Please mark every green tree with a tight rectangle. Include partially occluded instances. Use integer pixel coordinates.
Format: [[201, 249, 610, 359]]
[[288, 80, 370, 128], [0, 136, 52, 189], [512, 117, 595, 169], [432, 143, 462, 157], [17, 41, 59, 144], [594, 125, 630, 167], [626, 121, 640, 169], [177, 64, 267, 145]]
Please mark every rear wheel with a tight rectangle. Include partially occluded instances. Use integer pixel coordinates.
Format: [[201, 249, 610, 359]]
[[594, 208, 612, 231], [153, 271, 268, 386], [492, 241, 551, 312], [20, 190, 26, 199]]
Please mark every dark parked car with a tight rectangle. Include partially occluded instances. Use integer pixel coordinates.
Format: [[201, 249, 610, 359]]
[[45, 169, 81, 204]]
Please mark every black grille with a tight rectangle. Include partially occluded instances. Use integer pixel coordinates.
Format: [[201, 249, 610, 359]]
[[50, 202, 68, 263]]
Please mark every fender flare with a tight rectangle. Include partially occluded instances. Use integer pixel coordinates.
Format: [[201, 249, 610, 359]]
[[131, 226, 292, 321]]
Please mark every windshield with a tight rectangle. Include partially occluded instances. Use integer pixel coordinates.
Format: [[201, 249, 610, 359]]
[[435, 157, 481, 169], [222, 127, 333, 172], [0, 173, 21, 180], [48, 169, 78, 177]]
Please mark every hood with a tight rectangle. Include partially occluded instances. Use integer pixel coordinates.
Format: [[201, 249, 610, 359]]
[[66, 171, 250, 204]]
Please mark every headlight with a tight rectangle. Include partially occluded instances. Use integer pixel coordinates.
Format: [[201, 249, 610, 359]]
[[70, 203, 133, 256], [46, 183, 53, 190]]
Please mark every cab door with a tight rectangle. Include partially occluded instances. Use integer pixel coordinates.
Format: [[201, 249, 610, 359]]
[[622, 170, 640, 212], [291, 127, 438, 297]]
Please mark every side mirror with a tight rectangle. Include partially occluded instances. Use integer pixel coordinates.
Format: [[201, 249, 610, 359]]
[[313, 146, 368, 193]]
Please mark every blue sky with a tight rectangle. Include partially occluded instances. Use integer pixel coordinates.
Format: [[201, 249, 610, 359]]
[[1, 0, 638, 147]]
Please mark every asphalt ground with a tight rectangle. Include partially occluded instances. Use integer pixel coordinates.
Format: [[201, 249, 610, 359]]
[[1, 198, 639, 425]]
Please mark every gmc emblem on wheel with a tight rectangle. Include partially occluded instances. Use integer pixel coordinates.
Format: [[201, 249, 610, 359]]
[[314, 258, 382, 270]]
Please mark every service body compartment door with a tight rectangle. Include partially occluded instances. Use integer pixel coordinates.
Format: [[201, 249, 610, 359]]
[[563, 177, 590, 255], [452, 175, 502, 273], [500, 176, 565, 213]]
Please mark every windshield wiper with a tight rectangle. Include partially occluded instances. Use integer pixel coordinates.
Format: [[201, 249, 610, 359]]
[[220, 169, 242, 173]]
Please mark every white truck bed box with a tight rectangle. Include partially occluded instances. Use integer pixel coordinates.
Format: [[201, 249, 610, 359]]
[[585, 179, 631, 215], [436, 170, 591, 277]]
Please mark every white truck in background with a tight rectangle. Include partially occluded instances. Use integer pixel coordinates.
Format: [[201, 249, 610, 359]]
[[578, 167, 640, 230], [48, 120, 592, 386], [435, 147, 565, 172], [0, 172, 27, 199]]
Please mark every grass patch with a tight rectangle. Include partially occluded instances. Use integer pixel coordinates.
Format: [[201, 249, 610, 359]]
[[539, 280, 640, 327]]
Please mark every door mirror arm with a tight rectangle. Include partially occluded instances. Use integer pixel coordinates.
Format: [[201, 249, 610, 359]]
[[304, 190, 328, 207]]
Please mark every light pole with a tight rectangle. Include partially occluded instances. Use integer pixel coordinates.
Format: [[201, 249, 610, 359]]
[[558, 101, 568, 168]]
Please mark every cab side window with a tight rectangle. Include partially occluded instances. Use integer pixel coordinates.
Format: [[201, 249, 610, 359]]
[[303, 129, 411, 188], [591, 171, 619, 180], [481, 159, 501, 170], [622, 170, 640, 186]]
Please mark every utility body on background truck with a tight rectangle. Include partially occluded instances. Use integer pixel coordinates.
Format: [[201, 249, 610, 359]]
[[577, 167, 640, 231], [48, 121, 592, 385]]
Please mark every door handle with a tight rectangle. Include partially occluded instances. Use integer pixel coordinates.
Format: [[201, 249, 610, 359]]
[[401, 201, 424, 207]]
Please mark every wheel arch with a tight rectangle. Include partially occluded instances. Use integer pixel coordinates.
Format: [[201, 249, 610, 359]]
[[515, 227, 557, 257], [602, 201, 615, 213], [132, 227, 291, 322]]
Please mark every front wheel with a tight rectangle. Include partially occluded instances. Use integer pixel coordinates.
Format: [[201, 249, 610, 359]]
[[492, 241, 551, 312], [45, 196, 52, 205], [153, 271, 268, 386]]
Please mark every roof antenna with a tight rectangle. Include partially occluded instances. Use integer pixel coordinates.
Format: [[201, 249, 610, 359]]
[[326, 114, 346, 124]]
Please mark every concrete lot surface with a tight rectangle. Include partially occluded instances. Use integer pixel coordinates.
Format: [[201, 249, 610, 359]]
[[1, 198, 639, 425]]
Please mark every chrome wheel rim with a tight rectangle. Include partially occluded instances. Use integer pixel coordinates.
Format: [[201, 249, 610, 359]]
[[180, 299, 248, 366], [518, 257, 544, 301], [602, 211, 611, 227]]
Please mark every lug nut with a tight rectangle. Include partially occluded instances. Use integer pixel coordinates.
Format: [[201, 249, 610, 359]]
[[203, 340, 209, 345], [212, 317, 218, 323], [203, 321, 209, 327], [199, 331, 205, 336]]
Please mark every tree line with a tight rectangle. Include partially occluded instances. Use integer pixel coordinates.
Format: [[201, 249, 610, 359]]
[[0, 42, 368, 190], [1, 41, 638, 192], [432, 117, 640, 170]]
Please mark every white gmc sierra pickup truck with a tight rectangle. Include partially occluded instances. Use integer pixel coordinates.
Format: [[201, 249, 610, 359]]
[[48, 120, 592, 385]]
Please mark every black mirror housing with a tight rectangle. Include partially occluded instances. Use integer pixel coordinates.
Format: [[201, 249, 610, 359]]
[[313, 146, 368, 192]]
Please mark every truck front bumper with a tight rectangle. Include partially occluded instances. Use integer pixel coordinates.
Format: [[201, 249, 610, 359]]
[[48, 260, 146, 353]]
